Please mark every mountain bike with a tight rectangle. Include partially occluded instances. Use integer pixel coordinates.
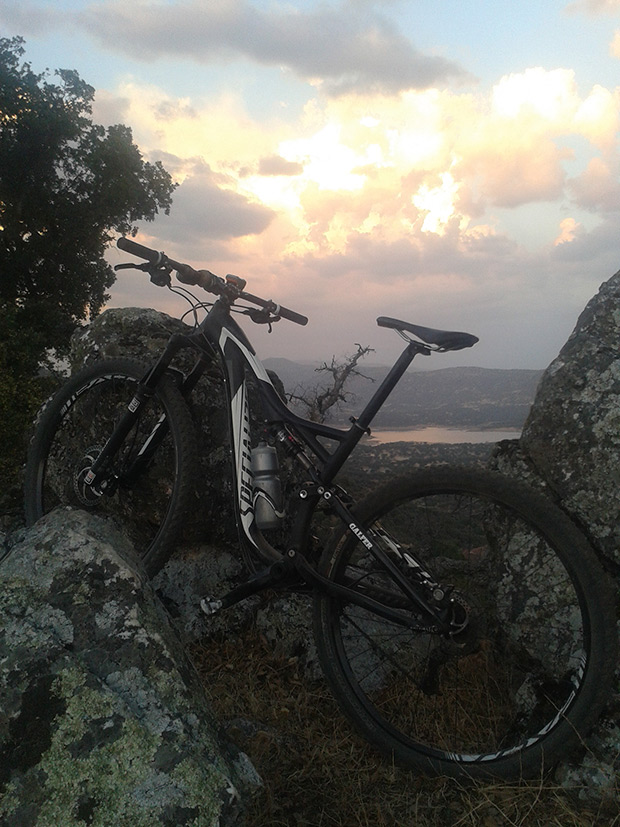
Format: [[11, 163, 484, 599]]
[[24, 237, 617, 780]]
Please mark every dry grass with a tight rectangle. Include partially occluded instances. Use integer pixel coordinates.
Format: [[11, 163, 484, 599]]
[[191, 628, 619, 827]]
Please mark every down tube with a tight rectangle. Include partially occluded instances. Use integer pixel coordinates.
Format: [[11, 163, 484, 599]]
[[228, 370, 255, 539], [221, 326, 276, 556]]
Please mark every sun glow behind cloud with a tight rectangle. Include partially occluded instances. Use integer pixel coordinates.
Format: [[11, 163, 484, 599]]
[[99, 63, 619, 258], [91, 51, 620, 368]]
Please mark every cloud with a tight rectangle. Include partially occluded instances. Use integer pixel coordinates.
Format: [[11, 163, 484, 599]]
[[1, 0, 469, 95], [568, 156, 620, 211], [101, 80, 287, 168], [103, 66, 619, 267], [151, 160, 275, 252], [257, 155, 304, 177], [73, 0, 468, 96], [550, 215, 620, 266], [0, 1, 67, 35], [565, 0, 620, 13], [2, 18, 613, 367], [554, 217, 583, 245], [92, 89, 132, 127]]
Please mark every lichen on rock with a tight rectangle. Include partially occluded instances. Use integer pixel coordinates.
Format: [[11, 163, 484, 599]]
[[0, 508, 260, 826], [492, 268, 620, 803]]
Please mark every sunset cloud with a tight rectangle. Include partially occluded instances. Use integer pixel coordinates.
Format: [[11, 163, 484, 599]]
[[569, 156, 620, 211], [565, 0, 620, 13], [96, 62, 619, 279], [3, 3, 619, 370], [554, 217, 581, 245]]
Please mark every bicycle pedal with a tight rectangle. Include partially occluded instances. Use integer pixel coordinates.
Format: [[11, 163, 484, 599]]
[[200, 596, 223, 616]]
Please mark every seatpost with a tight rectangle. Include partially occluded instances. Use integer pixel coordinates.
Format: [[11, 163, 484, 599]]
[[322, 340, 428, 482]]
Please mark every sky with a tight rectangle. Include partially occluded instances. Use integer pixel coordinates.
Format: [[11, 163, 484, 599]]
[[2, 0, 620, 370]]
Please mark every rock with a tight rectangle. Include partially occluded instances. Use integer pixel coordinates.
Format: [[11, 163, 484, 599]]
[[69, 307, 188, 371], [30, 299, 619, 804], [507, 269, 620, 568], [0, 508, 260, 826], [493, 269, 620, 803], [254, 593, 319, 680], [153, 543, 258, 642], [555, 717, 620, 804]]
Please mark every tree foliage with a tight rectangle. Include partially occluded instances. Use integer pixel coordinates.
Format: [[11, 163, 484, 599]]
[[0, 36, 176, 377]]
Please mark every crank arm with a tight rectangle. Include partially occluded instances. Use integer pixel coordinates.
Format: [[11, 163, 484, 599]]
[[200, 559, 299, 615]]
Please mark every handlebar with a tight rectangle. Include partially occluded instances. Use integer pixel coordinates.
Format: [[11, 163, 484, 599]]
[[117, 236, 163, 264], [116, 237, 308, 326]]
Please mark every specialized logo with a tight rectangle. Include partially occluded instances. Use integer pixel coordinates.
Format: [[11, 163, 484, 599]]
[[230, 378, 254, 533]]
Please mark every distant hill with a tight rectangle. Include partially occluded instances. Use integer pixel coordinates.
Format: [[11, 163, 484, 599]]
[[264, 358, 543, 429]]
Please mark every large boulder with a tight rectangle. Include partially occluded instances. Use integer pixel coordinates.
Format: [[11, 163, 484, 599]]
[[493, 269, 620, 802], [495, 269, 620, 569], [0, 508, 260, 826]]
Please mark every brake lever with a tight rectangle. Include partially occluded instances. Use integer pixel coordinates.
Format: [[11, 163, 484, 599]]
[[114, 260, 171, 287], [244, 307, 280, 325], [114, 262, 152, 272]]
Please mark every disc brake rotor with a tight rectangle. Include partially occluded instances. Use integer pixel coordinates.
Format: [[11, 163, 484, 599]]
[[73, 446, 105, 506]]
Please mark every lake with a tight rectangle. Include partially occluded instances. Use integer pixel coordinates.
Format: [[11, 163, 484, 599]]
[[369, 427, 521, 444]]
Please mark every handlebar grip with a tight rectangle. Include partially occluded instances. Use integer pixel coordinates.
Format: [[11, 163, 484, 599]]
[[117, 237, 162, 264], [275, 304, 308, 326]]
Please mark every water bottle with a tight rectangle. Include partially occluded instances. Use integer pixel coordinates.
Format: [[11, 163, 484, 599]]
[[251, 443, 283, 529]]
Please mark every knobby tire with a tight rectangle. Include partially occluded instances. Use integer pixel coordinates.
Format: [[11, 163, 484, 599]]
[[313, 467, 617, 780], [24, 358, 197, 576]]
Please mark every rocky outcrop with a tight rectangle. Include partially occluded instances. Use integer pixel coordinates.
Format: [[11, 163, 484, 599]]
[[494, 269, 620, 802], [495, 270, 620, 569], [0, 508, 260, 826], [12, 298, 618, 809]]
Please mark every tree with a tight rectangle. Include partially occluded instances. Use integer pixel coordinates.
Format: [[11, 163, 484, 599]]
[[289, 344, 375, 423], [0, 36, 176, 497], [0, 36, 176, 377]]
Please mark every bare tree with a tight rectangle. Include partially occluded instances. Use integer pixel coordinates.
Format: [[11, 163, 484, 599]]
[[288, 344, 374, 423]]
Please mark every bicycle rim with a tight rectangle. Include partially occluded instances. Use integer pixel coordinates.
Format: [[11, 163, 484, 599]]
[[26, 360, 195, 574], [314, 469, 613, 778]]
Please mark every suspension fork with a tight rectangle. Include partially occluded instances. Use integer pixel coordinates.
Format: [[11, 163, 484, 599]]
[[84, 334, 208, 491]]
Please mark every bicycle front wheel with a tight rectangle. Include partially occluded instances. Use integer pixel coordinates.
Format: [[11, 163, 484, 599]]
[[313, 467, 616, 779], [25, 358, 197, 576]]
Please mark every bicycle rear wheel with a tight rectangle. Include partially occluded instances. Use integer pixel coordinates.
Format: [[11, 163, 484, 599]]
[[25, 358, 197, 576], [313, 467, 616, 779]]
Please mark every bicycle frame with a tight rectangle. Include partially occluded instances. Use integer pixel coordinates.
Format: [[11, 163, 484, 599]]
[[86, 293, 451, 630]]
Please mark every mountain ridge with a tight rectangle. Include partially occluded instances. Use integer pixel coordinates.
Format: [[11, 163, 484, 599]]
[[264, 358, 543, 429]]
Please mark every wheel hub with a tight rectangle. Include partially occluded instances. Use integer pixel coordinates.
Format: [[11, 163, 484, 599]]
[[73, 446, 105, 506]]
